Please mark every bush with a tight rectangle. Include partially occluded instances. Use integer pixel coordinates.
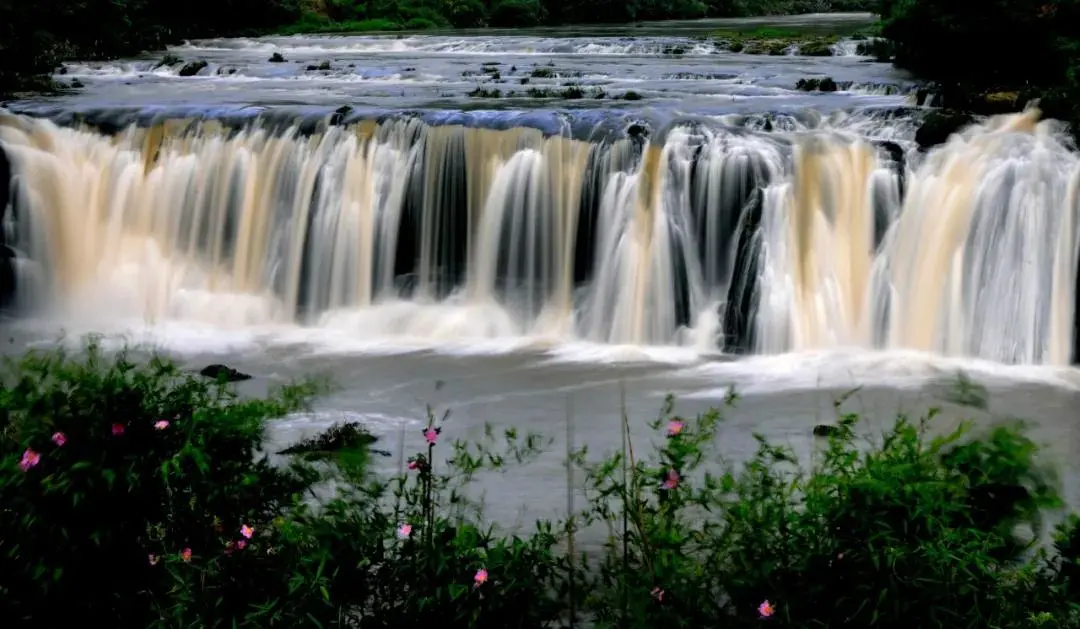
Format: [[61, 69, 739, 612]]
[[572, 394, 1076, 628], [0, 341, 570, 627], [2, 342, 1079, 627]]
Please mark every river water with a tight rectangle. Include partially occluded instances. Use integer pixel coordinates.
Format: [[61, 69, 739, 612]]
[[2, 12, 1080, 530]]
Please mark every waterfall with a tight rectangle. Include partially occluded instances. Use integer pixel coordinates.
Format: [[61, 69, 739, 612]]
[[1, 109, 1078, 365]]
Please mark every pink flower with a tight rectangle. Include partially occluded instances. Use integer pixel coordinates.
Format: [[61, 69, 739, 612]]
[[661, 469, 680, 490], [180, 548, 192, 562], [398, 523, 412, 539], [148, 553, 159, 566], [236, 540, 247, 550], [666, 420, 684, 437], [51, 432, 67, 447], [111, 423, 125, 436], [423, 428, 439, 445], [474, 568, 488, 586], [154, 420, 169, 430], [240, 524, 254, 539], [407, 460, 419, 470], [19, 449, 40, 472], [651, 587, 664, 602], [758, 600, 775, 618]]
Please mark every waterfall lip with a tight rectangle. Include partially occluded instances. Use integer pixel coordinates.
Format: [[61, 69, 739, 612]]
[[0, 104, 923, 144]]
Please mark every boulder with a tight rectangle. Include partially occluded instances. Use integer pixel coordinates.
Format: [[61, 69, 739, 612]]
[[915, 110, 974, 150], [268, 52, 286, 63], [198, 364, 252, 382], [178, 61, 208, 77], [813, 424, 841, 437]]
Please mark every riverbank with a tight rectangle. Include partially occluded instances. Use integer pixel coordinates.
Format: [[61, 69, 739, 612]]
[[1, 341, 1078, 627], [875, 0, 1080, 147]]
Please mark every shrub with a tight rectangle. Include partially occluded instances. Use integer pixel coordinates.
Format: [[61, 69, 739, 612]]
[[0, 339, 323, 625], [572, 393, 1075, 628], [2, 342, 1080, 628], [0, 341, 571, 627]]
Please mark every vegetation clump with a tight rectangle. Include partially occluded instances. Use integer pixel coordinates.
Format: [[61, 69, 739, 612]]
[[3, 340, 1080, 627]]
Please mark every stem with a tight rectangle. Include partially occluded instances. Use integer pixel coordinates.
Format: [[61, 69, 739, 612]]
[[566, 393, 576, 629], [620, 381, 629, 629]]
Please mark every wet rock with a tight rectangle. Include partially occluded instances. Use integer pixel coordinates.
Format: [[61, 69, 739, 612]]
[[0, 146, 12, 312], [813, 425, 841, 437], [156, 54, 183, 68], [198, 364, 252, 382], [279, 422, 378, 458], [178, 61, 208, 77], [796, 77, 838, 92], [70, 79, 84, 89], [797, 40, 834, 56], [915, 110, 974, 150], [268, 52, 286, 63]]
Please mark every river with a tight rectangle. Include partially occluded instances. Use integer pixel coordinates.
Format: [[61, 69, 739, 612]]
[[2, 12, 1079, 530]]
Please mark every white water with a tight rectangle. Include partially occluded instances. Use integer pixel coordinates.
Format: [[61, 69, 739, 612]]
[[2, 107, 1078, 366]]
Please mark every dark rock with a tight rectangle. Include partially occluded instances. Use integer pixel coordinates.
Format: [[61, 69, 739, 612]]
[[795, 77, 838, 92], [915, 110, 974, 150], [156, 54, 183, 68], [813, 424, 841, 437], [268, 52, 286, 63], [70, 79, 84, 88], [178, 61, 208, 77], [0, 146, 12, 312], [279, 422, 378, 457], [198, 364, 252, 382]]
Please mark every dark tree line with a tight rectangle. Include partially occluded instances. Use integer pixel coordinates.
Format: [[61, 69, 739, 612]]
[[880, 0, 1080, 136]]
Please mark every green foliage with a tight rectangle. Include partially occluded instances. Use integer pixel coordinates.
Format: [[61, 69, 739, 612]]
[[572, 393, 1077, 628], [0, 341, 569, 626], [879, 0, 1080, 139], [0, 339, 323, 624], [3, 342, 1080, 627]]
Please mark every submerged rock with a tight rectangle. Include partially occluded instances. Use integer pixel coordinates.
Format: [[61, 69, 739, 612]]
[[198, 364, 252, 382]]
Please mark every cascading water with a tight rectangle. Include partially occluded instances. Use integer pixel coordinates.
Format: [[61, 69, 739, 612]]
[[1, 107, 1078, 365]]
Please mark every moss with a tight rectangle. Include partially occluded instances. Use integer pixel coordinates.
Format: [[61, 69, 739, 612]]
[[797, 40, 834, 56], [915, 110, 975, 150]]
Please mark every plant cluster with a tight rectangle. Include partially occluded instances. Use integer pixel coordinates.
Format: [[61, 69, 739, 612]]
[[2, 340, 1080, 627]]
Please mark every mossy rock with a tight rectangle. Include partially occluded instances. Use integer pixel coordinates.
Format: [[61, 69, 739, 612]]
[[156, 54, 183, 68], [178, 61, 208, 77], [797, 40, 834, 57], [915, 110, 975, 150]]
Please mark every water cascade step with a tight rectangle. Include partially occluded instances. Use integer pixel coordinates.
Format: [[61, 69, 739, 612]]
[[0, 109, 1077, 364]]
